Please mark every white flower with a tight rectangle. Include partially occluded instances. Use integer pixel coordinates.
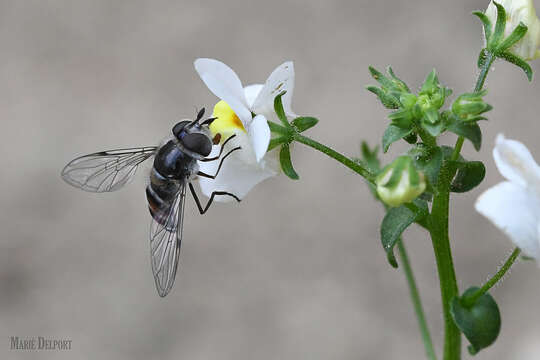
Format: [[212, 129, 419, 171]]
[[194, 58, 295, 201], [475, 134, 540, 260], [376, 156, 426, 208], [485, 0, 540, 60]]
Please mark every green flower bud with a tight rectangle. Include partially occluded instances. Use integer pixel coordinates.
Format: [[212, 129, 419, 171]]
[[486, 0, 540, 60], [452, 90, 493, 122], [376, 156, 426, 207]]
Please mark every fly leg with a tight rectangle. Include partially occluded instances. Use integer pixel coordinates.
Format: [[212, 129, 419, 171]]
[[199, 134, 238, 162], [188, 182, 240, 215], [197, 145, 241, 179]]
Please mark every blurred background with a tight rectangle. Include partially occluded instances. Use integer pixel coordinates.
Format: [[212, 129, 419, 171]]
[[1, 0, 540, 359]]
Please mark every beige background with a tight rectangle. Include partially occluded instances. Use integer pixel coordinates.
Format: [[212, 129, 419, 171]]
[[1, 0, 540, 359]]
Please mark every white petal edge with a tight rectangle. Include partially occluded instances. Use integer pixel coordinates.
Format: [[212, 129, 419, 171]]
[[475, 180, 540, 259], [493, 134, 540, 188], [244, 84, 263, 108], [248, 115, 270, 163], [252, 61, 295, 118], [194, 58, 252, 126]]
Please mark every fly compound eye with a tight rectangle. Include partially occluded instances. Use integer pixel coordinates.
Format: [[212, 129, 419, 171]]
[[172, 121, 191, 140], [182, 133, 212, 156]]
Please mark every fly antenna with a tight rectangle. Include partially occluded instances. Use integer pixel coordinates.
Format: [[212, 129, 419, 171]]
[[188, 107, 206, 128], [201, 117, 217, 126]]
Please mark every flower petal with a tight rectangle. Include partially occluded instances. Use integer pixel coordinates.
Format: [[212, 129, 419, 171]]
[[197, 141, 279, 202], [493, 134, 540, 188], [248, 114, 270, 163], [475, 181, 540, 259], [244, 84, 263, 108], [252, 61, 295, 118], [194, 58, 252, 126]]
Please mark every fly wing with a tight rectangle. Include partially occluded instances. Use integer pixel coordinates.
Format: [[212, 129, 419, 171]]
[[61, 147, 157, 193], [149, 182, 186, 297]]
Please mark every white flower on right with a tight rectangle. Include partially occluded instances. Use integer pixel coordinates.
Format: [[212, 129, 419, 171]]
[[485, 0, 540, 60], [475, 134, 540, 260]]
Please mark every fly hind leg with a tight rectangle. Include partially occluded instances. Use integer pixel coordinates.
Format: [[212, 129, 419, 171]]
[[189, 183, 240, 215]]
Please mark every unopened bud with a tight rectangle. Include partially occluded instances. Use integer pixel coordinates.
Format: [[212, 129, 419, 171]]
[[376, 156, 426, 207]]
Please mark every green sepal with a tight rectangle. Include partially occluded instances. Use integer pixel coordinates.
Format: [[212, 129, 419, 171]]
[[273, 91, 291, 128], [268, 121, 289, 135], [421, 69, 439, 93], [366, 86, 400, 109], [291, 116, 319, 132], [449, 159, 486, 193], [497, 22, 528, 52], [498, 51, 534, 81], [477, 48, 489, 68], [380, 200, 428, 268], [446, 117, 482, 151], [387, 66, 410, 92], [490, 2, 507, 48], [279, 144, 299, 180], [472, 11, 493, 42], [382, 124, 413, 153], [451, 287, 501, 355], [388, 108, 414, 128], [268, 136, 287, 151], [360, 141, 381, 173]]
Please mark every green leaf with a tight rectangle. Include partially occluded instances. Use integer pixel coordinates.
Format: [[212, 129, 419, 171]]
[[449, 160, 486, 193], [473, 11, 493, 42], [498, 51, 534, 81], [447, 120, 482, 151], [279, 144, 299, 180], [382, 125, 413, 153], [422, 119, 444, 137], [413, 146, 443, 188], [273, 91, 291, 127], [420, 69, 439, 93], [380, 200, 428, 268], [497, 22, 528, 52], [451, 287, 501, 355], [291, 116, 319, 132], [490, 2, 507, 47]]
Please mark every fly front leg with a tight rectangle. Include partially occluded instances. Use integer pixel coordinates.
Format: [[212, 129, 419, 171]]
[[199, 134, 238, 162], [188, 182, 240, 215]]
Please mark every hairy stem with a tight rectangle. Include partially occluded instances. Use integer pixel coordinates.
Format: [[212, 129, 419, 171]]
[[293, 133, 376, 183], [463, 247, 521, 307], [398, 239, 437, 360], [429, 165, 461, 360]]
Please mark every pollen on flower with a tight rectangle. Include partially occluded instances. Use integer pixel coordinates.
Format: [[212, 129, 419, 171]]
[[211, 100, 246, 143]]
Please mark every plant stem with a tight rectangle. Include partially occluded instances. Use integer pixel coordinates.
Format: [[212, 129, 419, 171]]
[[398, 239, 437, 360], [429, 166, 461, 360], [463, 247, 521, 307], [293, 133, 376, 183], [451, 53, 495, 162]]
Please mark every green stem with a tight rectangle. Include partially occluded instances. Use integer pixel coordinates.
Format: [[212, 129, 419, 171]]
[[429, 167, 461, 360], [451, 53, 495, 162], [293, 133, 376, 183], [433, 51, 496, 360], [463, 247, 521, 307], [398, 239, 437, 360]]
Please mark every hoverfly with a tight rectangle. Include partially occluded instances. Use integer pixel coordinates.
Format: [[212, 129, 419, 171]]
[[61, 108, 241, 297]]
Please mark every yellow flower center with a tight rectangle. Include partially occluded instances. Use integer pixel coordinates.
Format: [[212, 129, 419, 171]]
[[210, 100, 247, 143]]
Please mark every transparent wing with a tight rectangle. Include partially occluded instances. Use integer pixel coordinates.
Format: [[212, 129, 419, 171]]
[[61, 147, 157, 193], [150, 183, 186, 297]]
